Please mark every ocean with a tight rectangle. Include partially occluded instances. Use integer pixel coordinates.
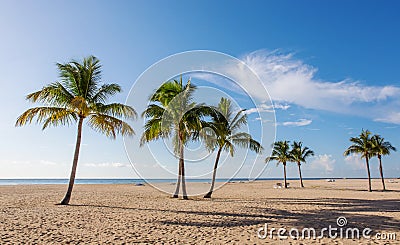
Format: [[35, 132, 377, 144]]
[[0, 178, 339, 185]]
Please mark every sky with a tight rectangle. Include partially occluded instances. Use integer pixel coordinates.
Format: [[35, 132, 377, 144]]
[[0, 0, 399, 179]]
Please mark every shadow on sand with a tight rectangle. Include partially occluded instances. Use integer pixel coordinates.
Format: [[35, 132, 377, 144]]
[[68, 198, 399, 231]]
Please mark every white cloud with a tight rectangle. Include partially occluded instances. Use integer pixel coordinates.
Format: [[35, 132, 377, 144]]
[[274, 102, 290, 110], [83, 162, 129, 168], [246, 102, 290, 115], [222, 50, 400, 124], [281, 119, 312, 127], [344, 153, 365, 170], [375, 112, 400, 124], [310, 154, 335, 173]]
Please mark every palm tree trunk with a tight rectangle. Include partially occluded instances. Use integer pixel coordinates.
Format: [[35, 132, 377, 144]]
[[59, 117, 84, 205], [180, 153, 189, 200], [173, 134, 182, 198], [181, 139, 188, 200], [204, 147, 222, 198], [283, 162, 287, 188], [365, 156, 372, 192], [378, 155, 386, 191], [297, 162, 304, 188], [172, 162, 181, 198]]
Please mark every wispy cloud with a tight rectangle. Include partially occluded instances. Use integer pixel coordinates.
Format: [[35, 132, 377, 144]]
[[39, 160, 58, 166], [281, 119, 312, 127], [246, 102, 290, 115], [222, 50, 400, 124]]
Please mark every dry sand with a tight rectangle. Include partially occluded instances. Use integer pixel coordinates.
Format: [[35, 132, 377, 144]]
[[0, 179, 399, 244]]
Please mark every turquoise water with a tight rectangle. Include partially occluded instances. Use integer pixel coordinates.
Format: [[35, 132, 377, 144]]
[[0, 178, 338, 185]]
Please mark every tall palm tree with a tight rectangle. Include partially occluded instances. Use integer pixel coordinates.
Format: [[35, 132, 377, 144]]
[[290, 141, 314, 188], [344, 129, 373, 192], [141, 77, 214, 199], [371, 134, 396, 191], [266, 141, 292, 188], [16, 56, 136, 205], [202, 97, 263, 198]]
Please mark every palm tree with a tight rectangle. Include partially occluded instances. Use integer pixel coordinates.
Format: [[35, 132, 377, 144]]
[[371, 134, 396, 191], [266, 141, 292, 188], [141, 77, 214, 199], [15, 56, 136, 205], [344, 129, 373, 192], [290, 141, 314, 188], [202, 97, 263, 198]]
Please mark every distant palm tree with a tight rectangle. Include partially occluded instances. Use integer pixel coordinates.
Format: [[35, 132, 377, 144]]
[[344, 129, 373, 192], [16, 56, 136, 204], [371, 134, 396, 191], [141, 77, 214, 199], [290, 141, 314, 188], [266, 141, 292, 188], [202, 98, 263, 198]]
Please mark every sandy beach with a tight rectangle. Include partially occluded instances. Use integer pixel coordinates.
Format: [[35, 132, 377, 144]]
[[0, 179, 399, 244]]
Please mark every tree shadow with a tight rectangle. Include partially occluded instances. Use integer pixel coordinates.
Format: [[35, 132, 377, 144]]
[[68, 197, 399, 232]]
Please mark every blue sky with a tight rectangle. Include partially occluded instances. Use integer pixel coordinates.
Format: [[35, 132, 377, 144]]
[[1, 0, 399, 179]]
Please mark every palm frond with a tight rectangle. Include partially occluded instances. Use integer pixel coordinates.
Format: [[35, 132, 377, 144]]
[[230, 110, 247, 131], [87, 114, 134, 139], [266, 140, 291, 164], [92, 84, 121, 103], [41, 110, 78, 129], [140, 118, 171, 145], [94, 103, 137, 120], [371, 134, 396, 156], [26, 82, 74, 107], [344, 129, 372, 159], [15, 107, 77, 128]]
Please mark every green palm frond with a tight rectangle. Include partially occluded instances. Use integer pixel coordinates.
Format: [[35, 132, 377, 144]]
[[17, 56, 136, 139], [92, 84, 122, 103], [266, 140, 291, 165], [371, 134, 396, 156], [149, 78, 196, 106], [230, 110, 247, 131], [201, 97, 262, 156], [344, 129, 372, 159], [26, 82, 74, 106], [140, 117, 171, 145], [290, 141, 314, 163], [94, 103, 137, 119]]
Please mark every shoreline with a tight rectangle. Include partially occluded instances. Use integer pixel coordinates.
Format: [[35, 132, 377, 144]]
[[1, 177, 399, 186]]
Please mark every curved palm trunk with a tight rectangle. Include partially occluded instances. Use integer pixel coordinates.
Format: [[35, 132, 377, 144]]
[[60, 117, 84, 205], [365, 156, 372, 192], [283, 162, 287, 188], [378, 155, 386, 191], [297, 162, 304, 188], [204, 147, 223, 198]]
